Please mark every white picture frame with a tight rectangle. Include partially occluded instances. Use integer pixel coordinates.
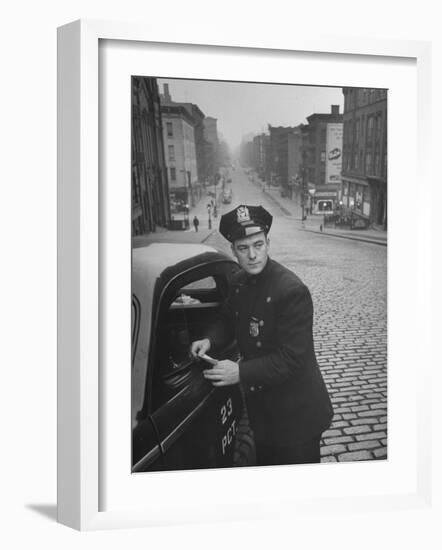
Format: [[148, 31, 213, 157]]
[[57, 19, 433, 531]]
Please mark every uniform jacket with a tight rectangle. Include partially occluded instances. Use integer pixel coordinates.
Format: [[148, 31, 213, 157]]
[[207, 257, 333, 445]]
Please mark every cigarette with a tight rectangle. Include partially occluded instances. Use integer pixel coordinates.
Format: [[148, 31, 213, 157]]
[[200, 354, 218, 365]]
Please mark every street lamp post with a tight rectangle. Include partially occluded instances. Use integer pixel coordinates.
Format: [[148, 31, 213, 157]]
[[183, 205, 189, 230], [308, 188, 316, 215], [301, 153, 307, 224], [301, 165, 305, 225]]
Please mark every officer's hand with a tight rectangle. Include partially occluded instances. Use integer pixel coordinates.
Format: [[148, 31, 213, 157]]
[[190, 338, 211, 359], [203, 360, 240, 386]]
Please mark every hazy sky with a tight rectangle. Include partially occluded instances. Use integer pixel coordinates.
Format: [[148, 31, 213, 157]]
[[158, 78, 344, 152]]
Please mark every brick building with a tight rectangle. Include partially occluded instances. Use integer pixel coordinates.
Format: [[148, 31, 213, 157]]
[[303, 105, 343, 213], [203, 116, 220, 180], [131, 76, 170, 236], [252, 133, 270, 182], [268, 125, 298, 196], [161, 103, 199, 208], [239, 139, 254, 168], [341, 88, 388, 228], [161, 84, 211, 185], [287, 125, 305, 202]]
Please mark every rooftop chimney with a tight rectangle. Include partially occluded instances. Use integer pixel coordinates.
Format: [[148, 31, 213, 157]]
[[331, 105, 340, 115], [163, 83, 172, 103]]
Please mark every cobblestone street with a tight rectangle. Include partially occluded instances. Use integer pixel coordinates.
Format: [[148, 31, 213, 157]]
[[204, 168, 388, 463]]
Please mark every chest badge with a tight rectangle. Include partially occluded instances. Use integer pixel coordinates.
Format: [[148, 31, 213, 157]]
[[249, 317, 260, 337]]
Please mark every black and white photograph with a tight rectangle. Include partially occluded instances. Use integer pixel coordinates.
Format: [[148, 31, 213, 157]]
[[4, 0, 437, 542], [131, 76, 388, 473]]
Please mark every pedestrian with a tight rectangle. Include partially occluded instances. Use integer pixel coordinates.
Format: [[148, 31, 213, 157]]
[[190, 204, 333, 466], [193, 215, 199, 232], [208, 216, 212, 230]]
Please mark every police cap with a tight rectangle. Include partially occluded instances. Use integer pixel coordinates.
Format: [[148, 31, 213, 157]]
[[219, 205, 273, 243]]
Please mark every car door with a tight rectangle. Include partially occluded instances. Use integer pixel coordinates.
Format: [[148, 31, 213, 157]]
[[132, 295, 164, 472], [134, 258, 243, 472]]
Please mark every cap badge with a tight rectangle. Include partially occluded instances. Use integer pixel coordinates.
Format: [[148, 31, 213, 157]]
[[237, 206, 250, 223]]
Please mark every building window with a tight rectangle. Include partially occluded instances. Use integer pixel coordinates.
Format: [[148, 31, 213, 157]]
[[344, 122, 350, 146], [168, 145, 175, 161], [376, 113, 382, 144], [367, 116, 374, 145], [170, 167, 176, 181], [354, 118, 360, 146], [365, 152, 372, 174], [166, 122, 173, 137], [375, 152, 380, 175], [320, 151, 326, 162]]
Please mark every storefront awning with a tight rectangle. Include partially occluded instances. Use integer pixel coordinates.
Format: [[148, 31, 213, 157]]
[[314, 191, 337, 198], [341, 176, 368, 186]]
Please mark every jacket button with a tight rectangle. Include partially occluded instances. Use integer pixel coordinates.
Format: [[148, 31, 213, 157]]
[[256, 341, 262, 348]]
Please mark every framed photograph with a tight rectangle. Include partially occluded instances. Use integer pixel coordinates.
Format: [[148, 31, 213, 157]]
[[57, 19, 432, 530]]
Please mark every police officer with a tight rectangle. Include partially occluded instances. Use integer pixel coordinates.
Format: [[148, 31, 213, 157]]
[[191, 204, 333, 465]]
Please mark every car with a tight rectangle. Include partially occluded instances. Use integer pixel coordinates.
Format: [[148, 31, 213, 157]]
[[132, 242, 252, 472]]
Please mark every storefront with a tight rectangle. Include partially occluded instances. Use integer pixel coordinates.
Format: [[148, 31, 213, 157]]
[[341, 178, 371, 219], [367, 177, 387, 228], [312, 187, 338, 214]]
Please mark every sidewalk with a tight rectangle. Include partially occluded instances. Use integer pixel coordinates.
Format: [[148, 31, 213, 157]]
[[132, 191, 219, 249], [132, 227, 215, 248], [260, 181, 387, 247]]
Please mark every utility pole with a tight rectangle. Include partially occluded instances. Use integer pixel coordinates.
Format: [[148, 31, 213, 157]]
[[301, 150, 306, 225]]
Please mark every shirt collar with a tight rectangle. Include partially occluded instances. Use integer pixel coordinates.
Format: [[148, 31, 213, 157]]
[[246, 257, 272, 285]]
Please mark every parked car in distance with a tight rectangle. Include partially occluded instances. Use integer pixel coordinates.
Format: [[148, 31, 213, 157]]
[[132, 242, 248, 472]]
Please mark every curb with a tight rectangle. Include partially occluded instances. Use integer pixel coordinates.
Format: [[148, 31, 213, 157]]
[[259, 184, 387, 247], [261, 188, 294, 217], [303, 229, 387, 246], [201, 229, 217, 243]]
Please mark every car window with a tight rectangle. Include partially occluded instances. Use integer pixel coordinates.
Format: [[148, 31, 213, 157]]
[[150, 267, 235, 410], [180, 276, 216, 291], [165, 276, 221, 369]]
